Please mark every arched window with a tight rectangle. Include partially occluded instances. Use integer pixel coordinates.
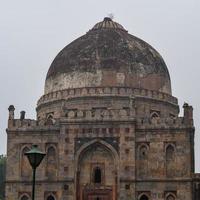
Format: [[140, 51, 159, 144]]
[[21, 147, 31, 178], [140, 194, 149, 200], [150, 111, 160, 124], [94, 167, 101, 183], [166, 144, 175, 177], [151, 112, 159, 118], [166, 194, 175, 200], [47, 195, 55, 200], [20, 195, 30, 200], [46, 115, 54, 125], [46, 146, 57, 179]]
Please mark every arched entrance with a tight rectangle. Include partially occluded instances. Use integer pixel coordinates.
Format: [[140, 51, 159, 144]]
[[140, 194, 149, 200], [166, 194, 175, 200], [76, 140, 118, 200], [47, 195, 55, 200], [20, 195, 30, 200]]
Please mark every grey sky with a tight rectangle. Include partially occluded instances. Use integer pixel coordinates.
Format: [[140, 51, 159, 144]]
[[0, 0, 200, 172]]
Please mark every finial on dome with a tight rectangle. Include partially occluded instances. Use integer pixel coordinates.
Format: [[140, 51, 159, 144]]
[[92, 15, 126, 31], [104, 17, 112, 21]]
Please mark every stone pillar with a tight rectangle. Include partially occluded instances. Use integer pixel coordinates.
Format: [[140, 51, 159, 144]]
[[20, 111, 26, 120], [8, 105, 15, 120], [183, 103, 193, 126], [8, 105, 15, 128], [197, 183, 200, 200]]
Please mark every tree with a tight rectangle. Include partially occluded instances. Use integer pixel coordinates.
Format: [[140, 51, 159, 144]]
[[0, 155, 6, 200]]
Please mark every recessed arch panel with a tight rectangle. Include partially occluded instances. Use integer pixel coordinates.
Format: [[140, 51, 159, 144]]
[[47, 195, 55, 200], [46, 146, 57, 179], [21, 146, 31, 178], [76, 139, 118, 200], [19, 194, 30, 200]]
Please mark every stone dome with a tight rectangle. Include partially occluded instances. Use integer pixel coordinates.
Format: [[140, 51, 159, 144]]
[[45, 17, 171, 94]]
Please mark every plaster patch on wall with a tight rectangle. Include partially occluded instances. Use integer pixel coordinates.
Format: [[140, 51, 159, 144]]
[[160, 78, 172, 94], [116, 73, 125, 85], [45, 70, 102, 94]]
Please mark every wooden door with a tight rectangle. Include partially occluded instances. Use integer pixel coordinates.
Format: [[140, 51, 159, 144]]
[[87, 194, 109, 200], [83, 188, 112, 200]]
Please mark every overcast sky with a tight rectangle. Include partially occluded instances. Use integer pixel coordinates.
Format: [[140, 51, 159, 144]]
[[0, 0, 200, 172]]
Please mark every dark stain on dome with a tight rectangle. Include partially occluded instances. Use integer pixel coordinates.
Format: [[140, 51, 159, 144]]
[[46, 18, 170, 87]]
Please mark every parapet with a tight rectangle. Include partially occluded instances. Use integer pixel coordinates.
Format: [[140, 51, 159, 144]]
[[37, 87, 178, 109], [136, 111, 195, 130]]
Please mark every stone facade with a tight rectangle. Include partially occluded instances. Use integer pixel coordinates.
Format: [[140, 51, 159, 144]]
[[5, 18, 200, 200]]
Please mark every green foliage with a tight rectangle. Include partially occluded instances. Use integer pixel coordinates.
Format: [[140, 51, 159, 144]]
[[0, 155, 6, 200]]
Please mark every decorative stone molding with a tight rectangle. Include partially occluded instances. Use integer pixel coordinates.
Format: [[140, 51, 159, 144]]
[[37, 87, 178, 108]]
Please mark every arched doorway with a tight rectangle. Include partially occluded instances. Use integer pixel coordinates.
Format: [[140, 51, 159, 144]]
[[76, 141, 118, 200], [140, 194, 149, 200], [47, 195, 55, 200], [166, 194, 175, 200], [20, 195, 30, 200]]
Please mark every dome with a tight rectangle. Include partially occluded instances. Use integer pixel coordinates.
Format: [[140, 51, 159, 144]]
[[45, 17, 171, 94]]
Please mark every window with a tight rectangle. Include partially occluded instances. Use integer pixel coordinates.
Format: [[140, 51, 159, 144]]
[[94, 167, 101, 183], [125, 184, 130, 190]]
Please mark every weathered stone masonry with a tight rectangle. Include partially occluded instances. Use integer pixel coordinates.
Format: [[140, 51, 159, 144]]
[[5, 17, 200, 200]]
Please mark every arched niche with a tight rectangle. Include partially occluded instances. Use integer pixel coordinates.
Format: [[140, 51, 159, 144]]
[[21, 146, 31, 178], [78, 142, 116, 186], [166, 145, 175, 161], [76, 140, 118, 200], [19, 194, 30, 200], [46, 146, 57, 179], [150, 112, 159, 119], [150, 111, 160, 124], [47, 195, 55, 200], [166, 144, 176, 177], [139, 145, 148, 160], [137, 144, 149, 178], [166, 193, 176, 200], [45, 115, 54, 125]]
